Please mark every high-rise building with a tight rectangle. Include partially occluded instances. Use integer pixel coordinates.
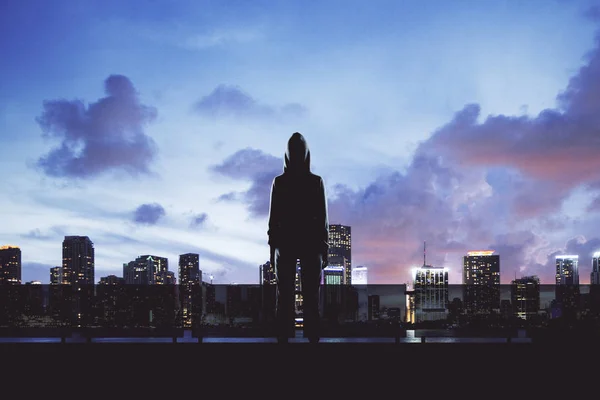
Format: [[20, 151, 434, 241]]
[[0, 245, 21, 284], [62, 236, 94, 286], [353, 266, 368, 321], [555, 255, 580, 316], [178, 253, 200, 327], [413, 264, 449, 322], [50, 266, 63, 284], [511, 276, 540, 320], [352, 266, 368, 285], [328, 224, 351, 285], [139, 255, 169, 284], [323, 255, 346, 285], [555, 255, 579, 285], [179, 253, 201, 285], [99, 275, 125, 285], [259, 261, 276, 285], [124, 255, 169, 285], [591, 252, 600, 285], [463, 250, 500, 314]]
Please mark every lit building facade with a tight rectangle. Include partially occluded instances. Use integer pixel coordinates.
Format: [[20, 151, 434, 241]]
[[591, 252, 600, 285], [62, 236, 94, 286], [328, 224, 351, 285], [463, 250, 500, 314], [511, 276, 540, 319], [50, 266, 63, 285], [413, 265, 449, 322], [353, 266, 368, 321], [555, 255, 580, 317], [0, 245, 21, 284]]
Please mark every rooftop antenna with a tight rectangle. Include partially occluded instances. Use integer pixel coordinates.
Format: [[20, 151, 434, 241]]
[[423, 241, 426, 267]]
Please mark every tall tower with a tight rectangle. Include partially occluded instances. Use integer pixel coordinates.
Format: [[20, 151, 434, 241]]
[[179, 253, 201, 285], [555, 255, 579, 285], [62, 236, 94, 286], [591, 253, 600, 285], [328, 224, 351, 285], [555, 255, 580, 316], [0, 245, 21, 284], [462, 250, 500, 314]]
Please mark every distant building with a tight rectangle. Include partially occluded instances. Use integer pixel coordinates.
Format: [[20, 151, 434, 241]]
[[0, 245, 21, 284], [368, 295, 380, 320], [179, 253, 201, 286], [591, 252, 600, 285], [463, 250, 500, 314], [99, 275, 125, 285], [123, 255, 169, 285], [50, 266, 63, 285], [511, 276, 540, 320], [25, 280, 42, 285], [352, 266, 368, 285], [413, 264, 449, 322], [323, 255, 347, 285], [555, 255, 580, 317], [259, 260, 276, 285], [62, 236, 95, 286], [328, 224, 351, 285]]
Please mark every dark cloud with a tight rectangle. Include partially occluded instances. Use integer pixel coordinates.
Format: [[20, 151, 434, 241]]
[[132, 203, 165, 225], [210, 148, 282, 217], [419, 31, 600, 219], [537, 236, 600, 284], [35, 74, 158, 179], [193, 85, 307, 122], [190, 212, 208, 228]]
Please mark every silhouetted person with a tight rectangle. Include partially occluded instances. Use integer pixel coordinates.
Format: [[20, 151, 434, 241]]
[[268, 132, 329, 344]]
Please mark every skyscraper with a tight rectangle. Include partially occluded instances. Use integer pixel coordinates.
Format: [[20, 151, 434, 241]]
[[62, 236, 94, 286], [179, 253, 201, 285], [555, 255, 579, 285], [555, 255, 580, 317], [413, 264, 449, 322], [352, 266, 368, 285], [328, 224, 351, 285], [124, 255, 169, 285], [591, 252, 600, 285], [511, 276, 540, 320], [463, 250, 500, 314], [0, 245, 21, 284], [259, 261, 276, 285], [179, 253, 201, 327]]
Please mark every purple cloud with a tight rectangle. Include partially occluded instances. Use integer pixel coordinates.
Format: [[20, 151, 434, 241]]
[[133, 203, 165, 225], [35, 75, 158, 179], [193, 84, 307, 122], [190, 212, 208, 228], [210, 148, 282, 217]]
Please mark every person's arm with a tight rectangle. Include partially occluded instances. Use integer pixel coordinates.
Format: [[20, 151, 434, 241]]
[[318, 177, 329, 268], [267, 177, 279, 264]]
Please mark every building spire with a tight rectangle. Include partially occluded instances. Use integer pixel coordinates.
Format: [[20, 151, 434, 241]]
[[423, 240, 426, 267]]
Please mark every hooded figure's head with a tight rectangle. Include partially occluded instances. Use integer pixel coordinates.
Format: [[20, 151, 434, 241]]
[[284, 132, 311, 175]]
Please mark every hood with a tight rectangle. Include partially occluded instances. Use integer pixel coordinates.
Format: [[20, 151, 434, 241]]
[[284, 132, 311, 174]]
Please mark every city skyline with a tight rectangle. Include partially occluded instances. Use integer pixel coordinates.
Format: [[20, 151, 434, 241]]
[[4, 238, 600, 285], [3, 1, 600, 284]]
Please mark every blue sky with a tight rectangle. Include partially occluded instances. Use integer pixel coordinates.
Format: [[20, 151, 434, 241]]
[[2, 0, 600, 285]]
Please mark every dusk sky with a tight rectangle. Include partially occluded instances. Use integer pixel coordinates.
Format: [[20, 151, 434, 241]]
[[2, 0, 600, 285]]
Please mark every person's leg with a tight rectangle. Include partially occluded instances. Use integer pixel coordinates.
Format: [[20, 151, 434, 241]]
[[300, 253, 323, 343], [274, 248, 296, 343]]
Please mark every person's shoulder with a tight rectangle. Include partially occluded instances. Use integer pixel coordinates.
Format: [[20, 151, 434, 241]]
[[309, 172, 324, 183]]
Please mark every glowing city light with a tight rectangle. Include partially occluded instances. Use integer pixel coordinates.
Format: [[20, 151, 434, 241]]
[[467, 250, 495, 256]]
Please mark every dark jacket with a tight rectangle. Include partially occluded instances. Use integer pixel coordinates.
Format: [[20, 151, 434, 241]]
[[267, 133, 329, 265]]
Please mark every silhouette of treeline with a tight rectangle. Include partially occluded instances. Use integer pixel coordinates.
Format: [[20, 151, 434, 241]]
[[1, 284, 600, 340]]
